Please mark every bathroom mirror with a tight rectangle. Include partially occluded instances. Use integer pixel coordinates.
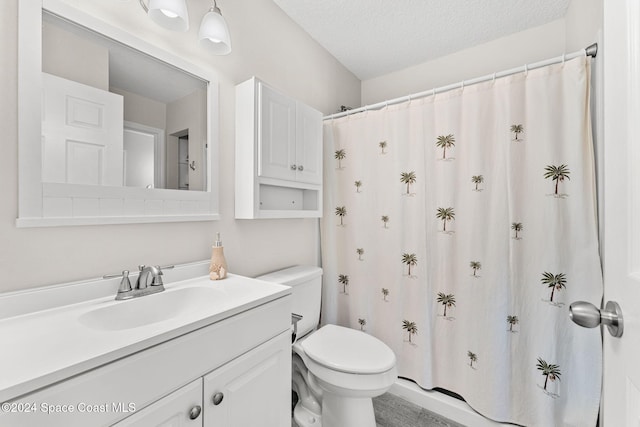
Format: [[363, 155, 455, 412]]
[[17, 0, 220, 226]]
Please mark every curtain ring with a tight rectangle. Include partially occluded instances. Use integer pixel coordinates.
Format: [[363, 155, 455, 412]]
[[432, 88, 436, 97], [460, 80, 465, 90], [524, 63, 528, 75], [492, 72, 496, 83], [562, 53, 566, 64]]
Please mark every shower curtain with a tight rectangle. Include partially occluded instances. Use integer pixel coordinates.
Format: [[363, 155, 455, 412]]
[[321, 56, 602, 427]]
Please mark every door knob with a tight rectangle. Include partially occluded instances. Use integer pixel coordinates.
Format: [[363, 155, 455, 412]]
[[569, 300, 623, 338]]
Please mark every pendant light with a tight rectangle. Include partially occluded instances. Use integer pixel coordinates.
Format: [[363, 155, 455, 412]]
[[140, 0, 189, 32], [198, 0, 232, 55]]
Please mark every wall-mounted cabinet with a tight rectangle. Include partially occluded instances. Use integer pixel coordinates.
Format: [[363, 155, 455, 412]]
[[236, 77, 322, 219]]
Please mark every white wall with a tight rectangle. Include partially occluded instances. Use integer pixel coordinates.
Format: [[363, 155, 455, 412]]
[[112, 87, 167, 131], [0, 0, 360, 292], [166, 89, 207, 191], [565, 0, 603, 52], [42, 18, 109, 91], [361, 0, 604, 106], [361, 19, 566, 105], [1, 0, 603, 293]]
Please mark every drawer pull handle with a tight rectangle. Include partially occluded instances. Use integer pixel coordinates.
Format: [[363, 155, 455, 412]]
[[297, 165, 304, 171], [212, 392, 224, 405], [291, 164, 297, 170], [189, 405, 202, 420]]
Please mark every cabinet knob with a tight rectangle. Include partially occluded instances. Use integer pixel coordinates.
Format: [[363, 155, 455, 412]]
[[189, 405, 202, 420], [290, 164, 297, 170], [297, 165, 304, 171], [212, 392, 224, 405]]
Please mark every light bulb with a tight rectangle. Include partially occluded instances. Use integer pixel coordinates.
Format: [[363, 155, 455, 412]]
[[160, 9, 178, 18], [147, 0, 189, 32]]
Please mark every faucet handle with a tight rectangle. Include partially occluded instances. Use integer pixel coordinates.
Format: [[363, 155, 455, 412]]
[[151, 265, 174, 287], [103, 270, 133, 300], [151, 266, 164, 287], [117, 270, 132, 293]]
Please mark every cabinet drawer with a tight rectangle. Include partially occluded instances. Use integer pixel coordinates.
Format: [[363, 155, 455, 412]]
[[1, 296, 290, 427]]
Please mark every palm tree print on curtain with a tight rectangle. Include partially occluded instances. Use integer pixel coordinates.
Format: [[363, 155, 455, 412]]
[[379, 141, 388, 154], [544, 164, 571, 197], [511, 222, 523, 239], [507, 315, 519, 332], [338, 274, 349, 294], [436, 134, 456, 160], [471, 175, 484, 191], [402, 320, 418, 344], [356, 248, 364, 261], [335, 149, 346, 169], [437, 292, 456, 319], [335, 206, 347, 226], [402, 253, 418, 277], [358, 318, 366, 331], [436, 207, 456, 233], [468, 351, 478, 369], [354, 180, 362, 192], [400, 171, 417, 195], [321, 58, 602, 427], [536, 358, 562, 398], [511, 124, 524, 141], [470, 261, 481, 277], [541, 272, 567, 306]]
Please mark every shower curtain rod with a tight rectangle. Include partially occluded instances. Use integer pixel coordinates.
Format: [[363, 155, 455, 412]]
[[323, 43, 598, 121]]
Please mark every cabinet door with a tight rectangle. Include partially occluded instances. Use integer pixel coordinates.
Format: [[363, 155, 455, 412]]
[[295, 102, 323, 185], [203, 331, 291, 427], [114, 379, 203, 427], [259, 83, 297, 181]]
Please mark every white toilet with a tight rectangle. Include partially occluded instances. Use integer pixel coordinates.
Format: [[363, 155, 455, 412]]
[[257, 266, 397, 427]]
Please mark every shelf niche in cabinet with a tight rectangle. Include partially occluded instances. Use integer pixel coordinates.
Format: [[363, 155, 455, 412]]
[[258, 184, 320, 216], [235, 77, 323, 219]]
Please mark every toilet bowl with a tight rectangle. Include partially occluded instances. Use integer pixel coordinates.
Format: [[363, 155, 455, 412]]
[[257, 266, 398, 427]]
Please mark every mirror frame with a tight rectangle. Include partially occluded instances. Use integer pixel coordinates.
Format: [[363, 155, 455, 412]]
[[17, 0, 220, 227]]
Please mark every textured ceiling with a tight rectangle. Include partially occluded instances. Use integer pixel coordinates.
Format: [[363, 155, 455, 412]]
[[273, 0, 571, 80]]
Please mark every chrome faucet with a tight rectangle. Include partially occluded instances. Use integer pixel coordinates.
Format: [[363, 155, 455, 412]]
[[104, 265, 174, 300], [137, 265, 163, 290]]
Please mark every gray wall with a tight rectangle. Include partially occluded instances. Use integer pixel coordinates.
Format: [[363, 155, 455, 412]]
[[0, 0, 602, 292], [0, 0, 360, 292], [361, 0, 603, 105]]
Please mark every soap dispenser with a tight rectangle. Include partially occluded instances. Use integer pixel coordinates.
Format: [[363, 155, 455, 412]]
[[209, 232, 228, 280]]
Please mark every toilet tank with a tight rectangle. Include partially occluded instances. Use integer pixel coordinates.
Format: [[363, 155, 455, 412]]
[[257, 266, 322, 338]]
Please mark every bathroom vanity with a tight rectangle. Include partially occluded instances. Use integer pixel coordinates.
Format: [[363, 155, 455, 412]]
[[0, 262, 292, 426]]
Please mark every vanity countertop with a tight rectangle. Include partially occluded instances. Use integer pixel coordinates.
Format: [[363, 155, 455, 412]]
[[0, 272, 290, 403]]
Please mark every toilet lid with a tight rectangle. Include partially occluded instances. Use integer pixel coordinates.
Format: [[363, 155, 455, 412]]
[[300, 324, 396, 374]]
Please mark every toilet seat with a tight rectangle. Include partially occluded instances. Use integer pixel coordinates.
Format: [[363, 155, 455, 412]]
[[300, 324, 396, 374]]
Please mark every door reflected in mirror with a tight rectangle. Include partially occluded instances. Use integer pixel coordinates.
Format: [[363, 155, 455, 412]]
[[42, 11, 208, 191]]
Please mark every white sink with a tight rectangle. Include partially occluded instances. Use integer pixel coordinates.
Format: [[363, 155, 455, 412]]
[[0, 268, 292, 404], [79, 286, 222, 331]]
